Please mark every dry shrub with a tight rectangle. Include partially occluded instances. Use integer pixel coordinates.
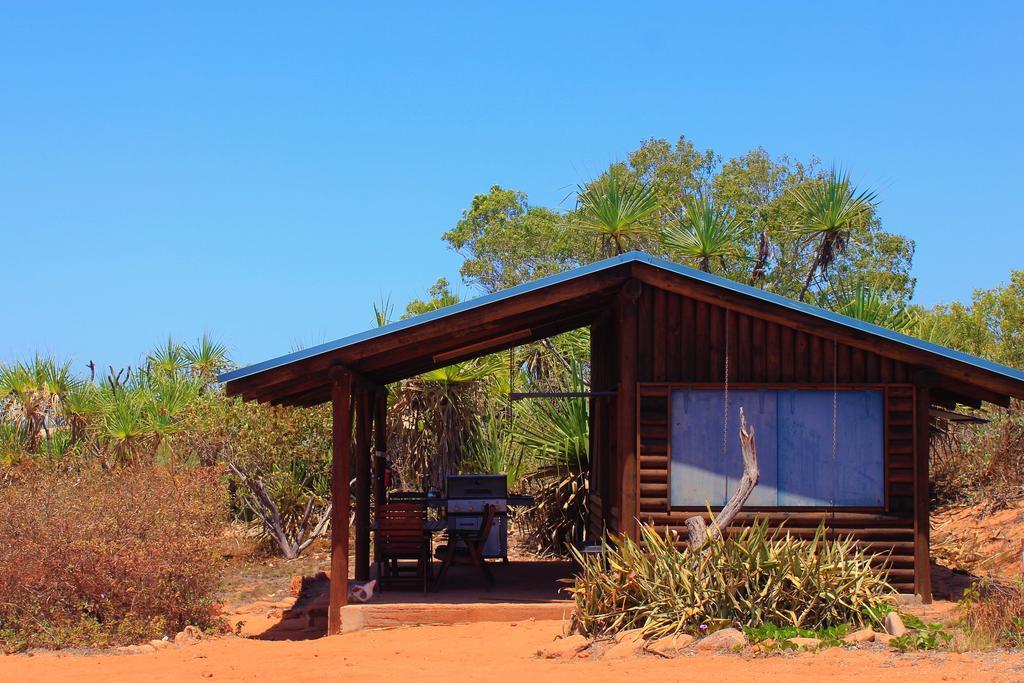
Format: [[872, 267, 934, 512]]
[[0, 464, 227, 651], [959, 580, 1024, 649], [932, 400, 1024, 507]]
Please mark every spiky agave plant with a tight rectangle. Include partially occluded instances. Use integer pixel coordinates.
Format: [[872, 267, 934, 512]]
[[183, 333, 230, 385], [147, 337, 190, 377], [0, 356, 78, 450], [909, 311, 956, 347], [461, 413, 528, 489], [566, 520, 895, 638], [94, 368, 202, 464]]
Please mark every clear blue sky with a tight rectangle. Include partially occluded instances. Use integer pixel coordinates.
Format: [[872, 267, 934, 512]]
[[2, 2, 1022, 372]]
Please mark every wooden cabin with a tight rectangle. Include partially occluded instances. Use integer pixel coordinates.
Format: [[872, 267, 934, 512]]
[[220, 251, 1024, 635]]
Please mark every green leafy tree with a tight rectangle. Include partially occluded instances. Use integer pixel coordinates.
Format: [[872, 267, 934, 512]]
[[403, 278, 461, 318], [628, 135, 719, 205], [712, 148, 816, 287], [442, 136, 914, 304], [443, 185, 593, 293], [923, 270, 1024, 369]]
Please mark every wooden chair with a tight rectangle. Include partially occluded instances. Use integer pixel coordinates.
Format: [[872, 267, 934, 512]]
[[375, 502, 430, 593], [434, 503, 497, 590]]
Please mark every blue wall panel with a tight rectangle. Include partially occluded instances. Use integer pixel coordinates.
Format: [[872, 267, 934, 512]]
[[777, 390, 836, 506], [833, 391, 885, 506], [724, 390, 778, 506], [670, 390, 728, 507], [671, 388, 884, 508]]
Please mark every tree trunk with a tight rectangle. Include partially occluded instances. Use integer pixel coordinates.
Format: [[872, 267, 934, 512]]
[[749, 230, 770, 287], [685, 407, 759, 547], [798, 251, 820, 302]]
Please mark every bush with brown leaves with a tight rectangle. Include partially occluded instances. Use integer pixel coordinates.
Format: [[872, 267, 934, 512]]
[[960, 580, 1024, 649], [0, 464, 227, 651], [932, 400, 1024, 508]]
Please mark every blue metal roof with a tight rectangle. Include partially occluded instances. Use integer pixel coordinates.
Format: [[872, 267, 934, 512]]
[[219, 251, 1024, 387]]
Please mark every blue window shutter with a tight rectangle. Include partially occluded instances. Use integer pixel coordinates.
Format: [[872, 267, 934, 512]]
[[724, 389, 778, 506], [672, 388, 884, 509], [833, 390, 885, 506], [777, 390, 835, 506], [670, 390, 728, 507]]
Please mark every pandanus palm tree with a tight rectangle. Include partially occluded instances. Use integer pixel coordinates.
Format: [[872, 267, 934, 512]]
[[791, 168, 877, 301], [575, 173, 660, 256], [183, 333, 230, 383], [660, 195, 747, 272], [819, 279, 913, 333], [0, 356, 77, 449]]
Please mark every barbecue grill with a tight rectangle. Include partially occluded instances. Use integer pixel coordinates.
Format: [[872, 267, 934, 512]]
[[446, 474, 508, 560]]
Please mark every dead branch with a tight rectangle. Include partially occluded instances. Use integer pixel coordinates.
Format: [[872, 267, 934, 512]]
[[685, 406, 760, 547], [228, 462, 331, 559]]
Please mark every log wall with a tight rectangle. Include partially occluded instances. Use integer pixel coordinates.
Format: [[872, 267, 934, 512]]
[[588, 282, 925, 594], [636, 384, 917, 593]]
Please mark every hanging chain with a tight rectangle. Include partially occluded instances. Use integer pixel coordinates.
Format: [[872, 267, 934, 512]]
[[831, 336, 838, 513], [722, 313, 730, 500], [722, 313, 730, 457]]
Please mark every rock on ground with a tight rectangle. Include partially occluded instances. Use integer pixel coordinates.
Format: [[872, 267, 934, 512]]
[[613, 628, 645, 644], [647, 633, 695, 657], [604, 636, 645, 659], [174, 626, 203, 646], [695, 628, 747, 651], [884, 612, 908, 637], [842, 628, 875, 644], [539, 634, 590, 660], [874, 632, 895, 646]]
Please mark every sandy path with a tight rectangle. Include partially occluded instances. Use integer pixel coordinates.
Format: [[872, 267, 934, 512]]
[[3, 620, 1023, 683]]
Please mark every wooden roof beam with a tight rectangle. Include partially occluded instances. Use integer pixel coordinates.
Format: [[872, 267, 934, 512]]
[[932, 375, 1009, 409], [271, 310, 600, 407], [223, 268, 629, 398], [431, 328, 532, 365], [352, 290, 613, 377]]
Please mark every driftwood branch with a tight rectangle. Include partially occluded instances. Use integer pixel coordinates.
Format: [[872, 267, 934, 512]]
[[228, 462, 331, 560], [685, 406, 760, 547]]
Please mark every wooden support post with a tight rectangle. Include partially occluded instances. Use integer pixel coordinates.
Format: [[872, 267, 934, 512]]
[[913, 373, 933, 604], [588, 316, 601, 536], [616, 279, 641, 540], [354, 386, 372, 582], [328, 367, 353, 636], [372, 387, 388, 565]]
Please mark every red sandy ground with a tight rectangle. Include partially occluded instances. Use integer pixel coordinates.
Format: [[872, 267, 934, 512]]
[[6, 506, 1024, 683], [4, 619, 1024, 683]]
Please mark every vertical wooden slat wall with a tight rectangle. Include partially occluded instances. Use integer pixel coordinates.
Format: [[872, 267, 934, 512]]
[[630, 283, 922, 595]]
